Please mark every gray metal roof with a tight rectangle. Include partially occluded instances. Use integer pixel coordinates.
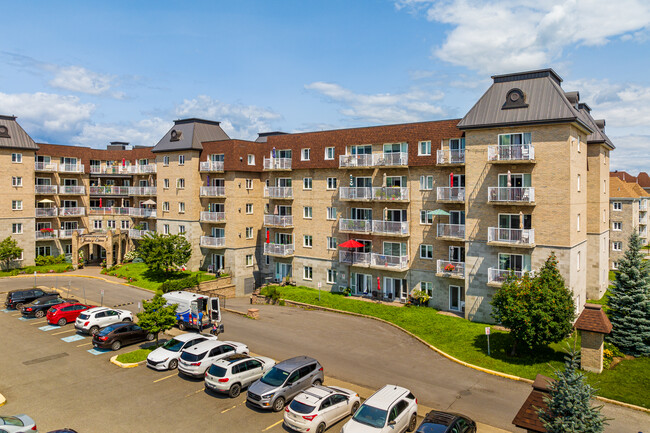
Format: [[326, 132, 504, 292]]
[[458, 69, 592, 132], [0, 115, 39, 150], [577, 104, 615, 149], [152, 118, 230, 153]]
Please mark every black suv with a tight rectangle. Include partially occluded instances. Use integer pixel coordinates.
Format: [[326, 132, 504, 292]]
[[22, 296, 77, 318], [5, 288, 58, 310]]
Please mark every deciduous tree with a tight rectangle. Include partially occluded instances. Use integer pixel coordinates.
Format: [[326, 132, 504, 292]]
[[136, 293, 178, 344], [0, 237, 23, 270], [137, 232, 191, 274]]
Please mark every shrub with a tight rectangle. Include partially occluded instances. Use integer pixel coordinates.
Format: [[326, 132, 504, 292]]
[[279, 299, 286, 306], [123, 250, 138, 262], [34, 255, 66, 266], [160, 275, 199, 293], [265, 286, 281, 303]]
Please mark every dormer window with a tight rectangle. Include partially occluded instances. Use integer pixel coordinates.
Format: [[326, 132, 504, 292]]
[[502, 88, 528, 110], [170, 129, 182, 141]]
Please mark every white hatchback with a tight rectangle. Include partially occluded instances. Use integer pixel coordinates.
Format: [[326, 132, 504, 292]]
[[284, 385, 360, 433], [74, 307, 133, 335], [147, 332, 218, 371], [178, 340, 248, 378], [205, 354, 276, 397], [340, 385, 418, 433]]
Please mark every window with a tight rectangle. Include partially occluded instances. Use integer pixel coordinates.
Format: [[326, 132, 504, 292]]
[[577, 137, 581, 153], [303, 206, 312, 219], [163, 156, 169, 166], [612, 261, 619, 269], [613, 202, 622, 211], [421, 281, 433, 296], [11, 200, 22, 210], [64, 245, 72, 255], [612, 242, 622, 251], [420, 210, 433, 225], [303, 235, 313, 248], [612, 222, 622, 231], [162, 202, 170, 212], [246, 255, 253, 267], [577, 214, 581, 232], [176, 178, 185, 189], [326, 207, 337, 220], [301, 148, 311, 161], [179, 202, 186, 213], [12, 223, 22, 234], [107, 220, 116, 229], [246, 203, 253, 214], [603, 209, 606, 223], [37, 246, 51, 257], [11, 177, 22, 187], [327, 236, 337, 250], [121, 220, 129, 230], [420, 175, 433, 190], [303, 177, 312, 190], [327, 269, 337, 284], [246, 227, 254, 239], [303, 266, 313, 280], [247, 154, 255, 165], [93, 220, 102, 230], [498, 132, 532, 146], [245, 179, 253, 190], [163, 179, 169, 189], [178, 155, 185, 165], [161, 224, 169, 235], [325, 147, 335, 160], [577, 174, 581, 192], [265, 255, 270, 266], [11, 153, 22, 163], [418, 140, 431, 156], [327, 177, 337, 190], [577, 251, 581, 271], [420, 244, 433, 259]]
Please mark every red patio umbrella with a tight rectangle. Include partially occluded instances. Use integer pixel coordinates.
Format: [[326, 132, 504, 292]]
[[450, 172, 454, 187], [122, 158, 126, 167], [266, 229, 270, 244], [339, 239, 364, 249], [377, 277, 381, 297], [99, 198, 102, 208]]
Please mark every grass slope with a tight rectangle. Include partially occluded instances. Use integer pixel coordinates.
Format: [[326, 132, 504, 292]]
[[0, 263, 73, 277], [103, 262, 215, 291]]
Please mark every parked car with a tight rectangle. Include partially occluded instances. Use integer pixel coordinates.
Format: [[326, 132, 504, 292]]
[[5, 288, 57, 310], [284, 385, 360, 433], [205, 354, 276, 397], [46, 301, 95, 326], [178, 340, 249, 378], [147, 332, 218, 371], [46, 430, 78, 433], [0, 414, 37, 432], [247, 356, 324, 412], [92, 322, 155, 351], [340, 385, 418, 433], [74, 306, 133, 335], [415, 411, 476, 433], [21, 296, 77, 319]]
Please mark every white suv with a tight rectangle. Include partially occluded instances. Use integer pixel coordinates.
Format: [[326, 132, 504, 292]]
[[147, 332, 218, 371], [341, 385, 418, 433], [205, 354, 276, 397], [74, 307, 133, 335], [284, 385, 360, 433], [178, 340, 249, 378]]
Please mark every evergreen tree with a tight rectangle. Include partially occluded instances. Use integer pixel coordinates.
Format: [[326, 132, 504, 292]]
[[538, 347, 607, 433], [136, 293, 178, 344], [606, 231, 650, 356]]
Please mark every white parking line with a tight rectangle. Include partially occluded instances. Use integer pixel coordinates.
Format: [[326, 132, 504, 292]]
[[262, 420, 283, 431], [52, 328, 76, 335], [185, 388, 204, 397], [153, 373, 177, 383], [29, 320, 48, 325]]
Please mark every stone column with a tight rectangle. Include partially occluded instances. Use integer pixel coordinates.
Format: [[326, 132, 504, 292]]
[[72, 231, 79, 268], [580, 330, 604, 373], [106, 230, 114, 266], [116, 229, 123, 264]]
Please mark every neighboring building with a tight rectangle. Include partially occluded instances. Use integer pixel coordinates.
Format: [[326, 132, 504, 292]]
[[610, 170, 650, 194], [0, 68, 614, 321], [609, 176, 649, 269]]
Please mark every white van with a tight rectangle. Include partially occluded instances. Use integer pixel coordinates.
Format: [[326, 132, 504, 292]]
[[162, 291, 221, 331]]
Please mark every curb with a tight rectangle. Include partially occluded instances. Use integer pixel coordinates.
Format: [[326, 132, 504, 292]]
[[110, 355, 142, 369], [5, 273, 155, 293], [0, 392, 5, 407]]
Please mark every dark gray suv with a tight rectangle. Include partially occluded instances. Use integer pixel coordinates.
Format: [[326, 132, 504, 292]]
[[247, 356, 324, 412]]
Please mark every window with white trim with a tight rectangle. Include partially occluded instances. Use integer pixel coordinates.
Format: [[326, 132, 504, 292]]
[[577, 251, 581, 271], [246, 254, 254, 267], [327, 207, 337, 220], [577, 214, 581, 232], [12, 177, 22, 187], [420, 175, 433, 190], [303, 177, 312, 190], [246, 227, 254, 239], [246, 203, 253, 214], [176, 178, 185, 189], [612, 241, 622, 251], [178, 225, 186, 234], [163, 224, 170, 235], [303, 235, 313, 248], [303, 206, 312, 219], [327, 236, 337, 250], [613, 222, 622, 231], [245, 179, 253, 190], [612, 261, 619, 269], [301, 148, 310, 161], [303, 266, 313, 280], [11, 200, 22, 210], [327, 269, 337, 284], [420, 244, 433, 259], [11, 153, 22, 163], [163, 156, 169, 166], [325, 147, 335, 160], [418, 141, 431, 156], [162, 202, 170, 212], [37, 246, 51, 257], [248, 154, 255, 165], [163, 179, 169, 189], [420, 210, 433, 225], [12, 223, 22, 234], [178, 155, 185, 165], [613, 202, 622, 211], [577, 174, 581, 192], [121, 220, 129, 230], [107, 220, 116, 229], [421, 281, 433, 296], [93, 220, 103, 230], [327, 177, 337, 190], [179, 202, 185, 213]]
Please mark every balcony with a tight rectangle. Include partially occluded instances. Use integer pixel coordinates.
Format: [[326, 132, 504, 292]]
[[200, 161, 224, 172], [264, 187, 293, 199], [339, 219, 372, 234], [263, 158, 292, 171], [90, 186, 129, 196], [59, 229, 85, 239], [640, 201, 648, 211], [90, 166, 130, 175], [437, 224, 465, 240], [264, 215, 293, 228], [200, 236, 226, 249], [436, 260, 465, 279], [129, 164, 157, 174], [487, 228, 535, 247], [200, 211, 226, 223], [338, 152, 408, 168], [59, 207, 85, 217], [128, 186, 157, 196], [437, 149, 465, 165], [59, 186, 86, 195], [488, 268, 529, 286], [437, 187, 465, 203], [487, 144, 535, 163], [128, 208, 157, 218], [89, 207, 130, 216], [372, 220, 409, 236], [488, 187, 535, 204], [35, 162, 57, 172], [373, 187, 409, 202], [339, 187, 372, 201], [338, 251, 371, 266], [128, 229, 153, 239], [200, 186, 226, 197], [639, 215, 648, 225], [35, 208, 57, 217], [35, 185, 57, 194], [36, 230, 58, 240], [263, 243, 294, 257], [370, 253, 409, 270], [59, 164, 84, 173]]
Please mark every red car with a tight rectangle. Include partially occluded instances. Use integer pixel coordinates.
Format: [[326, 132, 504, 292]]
[[47, 302, 95, 326]]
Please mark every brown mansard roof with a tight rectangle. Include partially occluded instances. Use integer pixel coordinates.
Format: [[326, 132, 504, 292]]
[[36, 143, 155, 174], [574, 304, 613, 334]]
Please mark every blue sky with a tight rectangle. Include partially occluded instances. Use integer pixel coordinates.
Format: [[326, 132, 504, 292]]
[[1, 0, 650, 173]]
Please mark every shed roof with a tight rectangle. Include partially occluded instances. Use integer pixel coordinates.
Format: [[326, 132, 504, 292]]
[[574, 304, 613, 334], [0, 115, 39, 150], [152, 118, 230, 153]]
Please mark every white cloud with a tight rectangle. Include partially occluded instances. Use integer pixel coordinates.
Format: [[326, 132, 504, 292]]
[[175, 95, 282, 140], [305, 82, 445, 124], [72, 117, 171, 148], [49, 65, 115, 95], [609, 134, 650, 174], [396, 0, 650, 73]]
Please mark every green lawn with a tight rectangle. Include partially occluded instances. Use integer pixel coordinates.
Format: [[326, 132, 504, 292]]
[[115, 347, 155, 364], [262, 286, 649, 408], [588, 289, 611, 309], [608, 270, 617, 281], [103, 262, 215, 291], [0, 263, 73, 277]]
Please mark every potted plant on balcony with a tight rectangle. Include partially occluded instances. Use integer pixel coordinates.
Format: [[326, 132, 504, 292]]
[[39, 227, 55, 237], [444, 263, 456, 273]]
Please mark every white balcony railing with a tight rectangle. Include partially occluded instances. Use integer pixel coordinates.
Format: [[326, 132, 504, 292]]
[[339, 154, 373, 168], [36, 230, 58, 240], [639, 216, 648, 225], [35, 208, 57, 217], [437, 187, 465, 202], [640, 201, 648, 211], [200, 186, 226, 197], [59, 186, 86, 195], [436, 260, 465, 278], [59, 229, 85, 239], [339, 219, 372, 233], [200, 236, 226, 248], [128, 187, 157, 196], [129, 164, 157, 174], [339, 187, 372, 200], [372, 220, 409, 236], [59, 164, 84, 173], [437, 149, 465, 165], [488, 187, 535, 203], [35, 185, 57, 194], [89, 207, 127, 216], [263, 243, 294, 256], [487, 144, 535, 162], [264, 187, 293, 199], [488, 227, 535, 245], [264, 215, 293, 227], [263, 158, 292, 170], [128, 208, 157, 218], [338, 250, 371, 266], [370, 253, 409, 270], [128, 229, 154, 239], [488, 268, 528, 284], [200, 161, 225, 172], [338, 152, 408, 168], [372, 187, 409, 201], [89, 186, 129, 195], [59, 207, 85, 216], [200, 211, 226, 223], [90, 165, 129, 175], [35, 162, 57, 172], [437, 223, 465, 239]]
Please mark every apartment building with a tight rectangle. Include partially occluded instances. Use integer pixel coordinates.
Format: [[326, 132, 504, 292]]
[[611, 170, 650, 194], [0, 68, 614, 322], [609, 176, 649, 269]]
